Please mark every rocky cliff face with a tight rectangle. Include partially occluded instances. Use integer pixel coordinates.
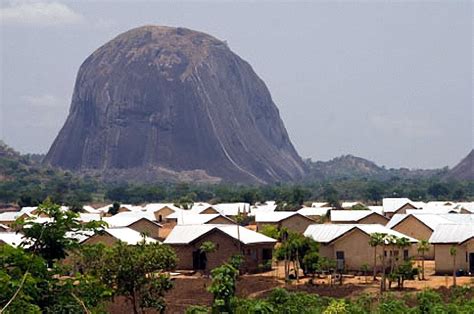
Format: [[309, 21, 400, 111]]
[[44, 26, 306, 183], [445, 150, 474, 181]]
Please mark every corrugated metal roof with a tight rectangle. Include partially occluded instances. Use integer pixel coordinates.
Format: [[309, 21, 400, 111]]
[[164, 225, 277, 245], [297, 207, 330, 217], [330, 210, 379, 222], [429, 224, 474, 244], [0, 232, 25, 247], [104, 227, 158, 245], [255, 211, 298, 222], [214, 203, 251, 216], [176, 214, 235, 225], [304, 224, 418, 244], [382, 198, 418, 213], [102, 211, 156, 227]]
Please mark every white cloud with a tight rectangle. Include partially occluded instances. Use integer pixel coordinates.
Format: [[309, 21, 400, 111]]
[[0, 1, 84, 26], [21, 93, 64, 108]]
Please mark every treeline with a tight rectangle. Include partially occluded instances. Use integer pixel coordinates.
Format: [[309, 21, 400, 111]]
[[1, 141, 473, 207]]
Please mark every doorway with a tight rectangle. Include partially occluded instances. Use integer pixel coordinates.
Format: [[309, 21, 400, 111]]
[[193, 250, 207, 270]]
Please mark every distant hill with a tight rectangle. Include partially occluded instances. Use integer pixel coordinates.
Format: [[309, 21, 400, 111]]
[[445, 150, 474, 181], [304, 154, 447, 181]]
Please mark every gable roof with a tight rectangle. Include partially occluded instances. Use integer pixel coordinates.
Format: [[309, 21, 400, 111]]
[[304, 224, 418, 244], [214, 203, 251, 216], [0, 211, 31, 221], [164, 225, 277, 245], [0, 232, 25, 247], [82, 227, 158, 245], [255, 211, 302, 223], [429, 224, 474, 244], [330, 210, 386, 222], [175, 213, 235, 225], [297, 207, 331, 217], [382, 198, 419, 213], [387, 213, 474, 231], [102, 212, 158, 228]]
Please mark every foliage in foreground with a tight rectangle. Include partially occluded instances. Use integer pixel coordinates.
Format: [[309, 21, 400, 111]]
[[188, 286, 474, 314]]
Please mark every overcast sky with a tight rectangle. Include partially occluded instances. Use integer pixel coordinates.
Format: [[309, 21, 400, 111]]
[[0, 0, 472, 169]]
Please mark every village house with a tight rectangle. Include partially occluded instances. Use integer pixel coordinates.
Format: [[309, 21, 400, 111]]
[[81, 227, 158, 246], [170, 213, 236, 226], [255, 212, 315, 234], [429, 224, 474, 275], [0, 211, 31, 227], [382, 198, 420, 218], [297, 207, 331, 221], [304, 224, 418, 272], [330, 210, 389, 225], [102, 215, 162, 240], [143, 203, 183, 222], [164, 224, 276, 273]]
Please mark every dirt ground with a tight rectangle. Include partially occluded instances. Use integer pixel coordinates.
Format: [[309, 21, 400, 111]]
[[107, 260, 474, 313]]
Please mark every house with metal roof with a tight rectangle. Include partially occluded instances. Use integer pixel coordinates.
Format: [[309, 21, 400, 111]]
[[255, 211, 315, 234], [304, 224, 417, 272], [330, 210, 389, 225], [164, 224, 276, 273], [429, 224, 474, 275], [382, 198, 420, 218], [387, 213, 474, 260], [81, 227, 158, 246]]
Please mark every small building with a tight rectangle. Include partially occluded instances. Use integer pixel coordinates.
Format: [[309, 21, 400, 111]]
[[429, 224, 474, 275], [255, 212, 315, 234], [304, 224, 417, 272], [164, 224, 276, 273], [382, 198, 419, 218], [0, 212, 31, 227], [81, 227, 158, 246], [172, 213, 236, 226], [144, 203, 183, 223], [102, 215, 162, 240], [297, 207, 331, 221], [330, 210, 389, 225]]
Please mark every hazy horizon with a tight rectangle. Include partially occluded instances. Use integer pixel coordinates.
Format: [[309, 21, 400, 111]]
[[1, 1, 472, 169]]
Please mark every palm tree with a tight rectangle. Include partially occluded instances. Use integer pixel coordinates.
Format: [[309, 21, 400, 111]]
[[369, 233, 385, 280], [450, 245, 457, 287], [417, 240, 430, 280]]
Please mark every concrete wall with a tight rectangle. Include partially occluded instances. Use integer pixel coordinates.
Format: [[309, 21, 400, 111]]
[[280, 215, 314, 234], [358, 213, 389, 225], [434, 240, 474, 275], [392, 216, 434, 259]]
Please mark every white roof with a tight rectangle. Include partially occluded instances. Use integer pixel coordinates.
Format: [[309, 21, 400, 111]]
[[304, 224, 418, 244], [382, 198, 419, 213], [297, 207, 331, 217], [341, 201, 364, 209], [0, 232, 25, 247], [214, 203, 251, 216], [386, 213, 467, 231], [175, 214, 235, 225], [455, 202, 474, 213], [164, 224, 277, 245], [82, 205, 100, 214], [311, 202, 329, 208], [190, 203, 219, 214], [249, 202, 277, 216], [330, 210, 383, 222], [255, 211, 300, 223], [0, 211, 30, 221], [367, 206, 384, 214], [78, 213, 102, 223], [84, 227, 158, 245], [143, 203, 182, 213], [429, 224, 474, 244], [19, 206, 38, 214], [0, 223, 9, 231], [102, 211, 157, 227]]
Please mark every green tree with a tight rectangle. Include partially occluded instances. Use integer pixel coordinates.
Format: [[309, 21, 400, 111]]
[[417, 240, 430, 280], [369, 233, 384, 281], [16, 198, 106, 266], [208, 263, 239, 313], [450, 246, 457, 287]]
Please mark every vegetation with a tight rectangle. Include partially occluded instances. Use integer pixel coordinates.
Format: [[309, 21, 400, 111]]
[[0, 199, 177, 313], [1, 143, 473, 208]]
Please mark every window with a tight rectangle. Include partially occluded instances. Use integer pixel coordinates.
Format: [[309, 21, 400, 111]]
[[336, 251, 345, 260], [404, 250, 409, 260]]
